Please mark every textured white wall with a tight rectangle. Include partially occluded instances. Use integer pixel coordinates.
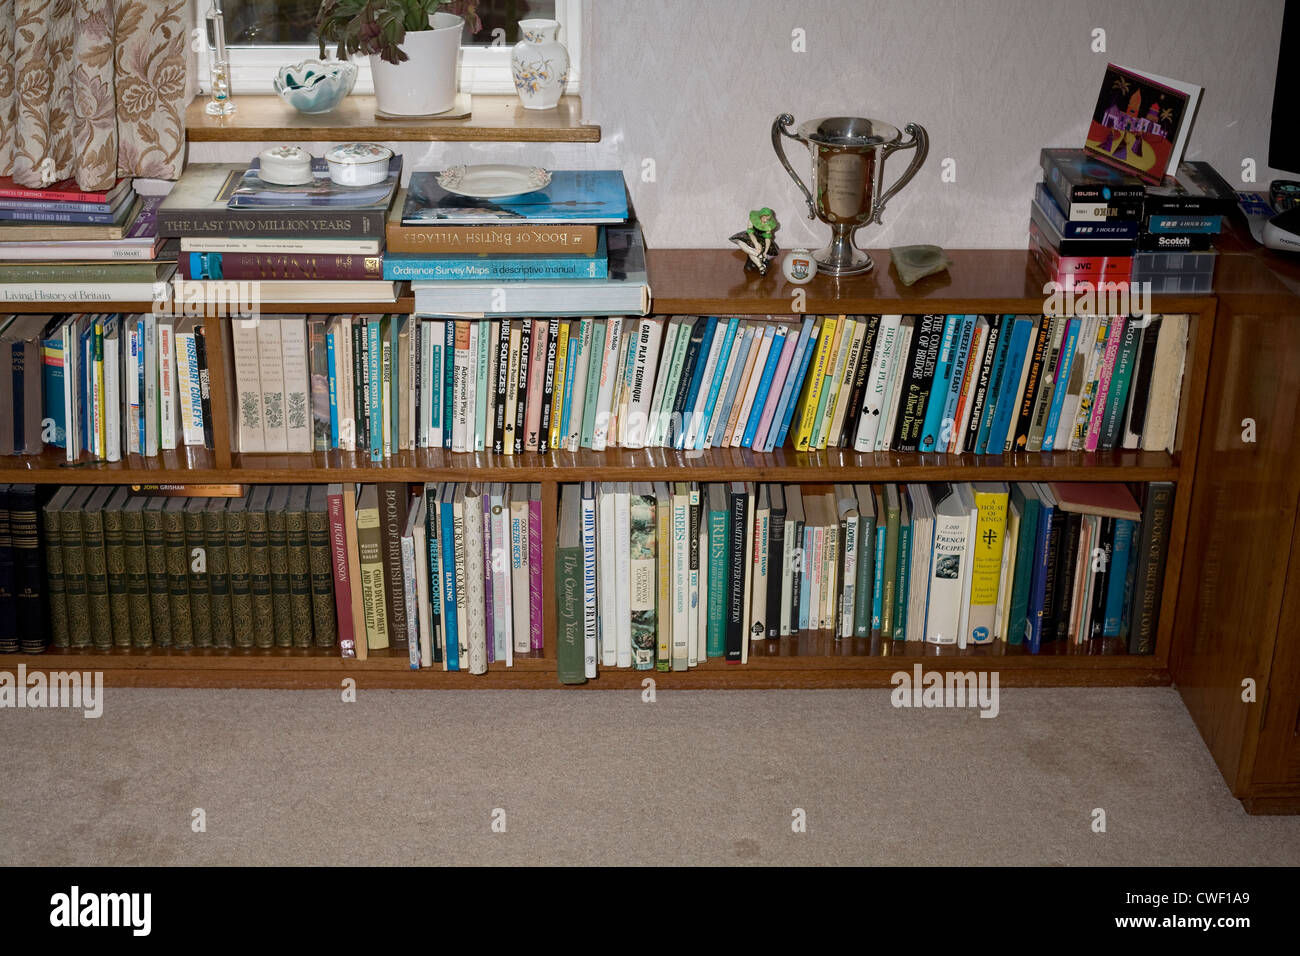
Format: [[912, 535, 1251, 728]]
[[192, 0, 1288, 250]]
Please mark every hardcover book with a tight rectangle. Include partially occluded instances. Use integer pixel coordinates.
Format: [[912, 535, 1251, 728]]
[[403, 169, 629, 224]]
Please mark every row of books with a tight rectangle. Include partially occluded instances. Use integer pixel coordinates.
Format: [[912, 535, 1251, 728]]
[[554, 480, 1174, 682], [262, 310, 1189, 459], [1033, 148, 1228, 292], [0, 312, 215, 460]]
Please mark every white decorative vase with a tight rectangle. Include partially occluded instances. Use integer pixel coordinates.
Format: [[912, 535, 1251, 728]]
[[511, 18, 569, 110], [370, 11, 462, 116]]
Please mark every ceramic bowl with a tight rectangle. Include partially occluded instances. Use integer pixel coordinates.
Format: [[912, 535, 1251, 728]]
[[273, 59, 357, 115], [325, 143, 394, 186]]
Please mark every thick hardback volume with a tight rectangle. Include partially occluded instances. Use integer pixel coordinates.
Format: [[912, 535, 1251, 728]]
[[307, 487, 336, 649], [555, 483, 587, 684], [180, 497, 212, 648], [356, 484, 390, 651], [724, 481, 748, 662], [57, 488, 91, 647], [378, 483, 410, 650], [580, 482, 598, 678], [42, 487, 72, 648], [968, 483, 1009, 643], [265, 486, 292, 647], [123, 496, 152, 647], [99, 489, 130, 645], [1128, 482, 1174, 654], [280, 317, 313, 454], [229, 319, 264, 453], [180, 251, 383, 281], [285, 486, 313, 648], [162, 497, 193, 648], [245, 487, 274, 649], [224, 493, 253, 648], [257, 317, 288, 452], [386, 221, 601, 255], [10, 485, 42, 653], [203, 498, 232, 648], [142, 497, 172, 647], [80, 486, 113, 648], [326, 485, 356, 656]]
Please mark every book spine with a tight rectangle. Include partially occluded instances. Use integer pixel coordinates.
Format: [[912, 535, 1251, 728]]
[[267, 499, 291, 647], [205, 505, 232, 648], [180, 251, 383, 280], [257, 318, 288, 452], [327, 490, 356, 656], [157, 208, 388, 239], [280, 318, 313, 453], [1128, 483, 1173, 654], [123, 506, 152, 647], [286, 495, 313, 648], [246, 499, 273, 648], [142, 506, 172, 647], [383, 255, 608, 281], [162, 505, 192, 648], [525, 320, 549, 451], [1085, 316, 1126, 452], [183, 505, 212, 648], [655, 488, 672, 670], [378, 484, 409, 651], [725, 486, 747, 661], [580, 487, 598, 678], [358, 497, 391, 653], [157, 321, 176, 451], [528, 490, 543, 652], [629, 492, 657, 669], [386, 223, 602, 255], [11, 490, 43, 653], [438, 496, 458, 668]]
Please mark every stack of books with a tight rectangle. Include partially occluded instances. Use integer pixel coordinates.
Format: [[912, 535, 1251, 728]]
[[0, 312, 215, 461], [157, 157, 402, 304], [389, 169, 649, 315], [554, 479, 1174, 681], [1035, 148, 1228, 293], [0, 177, 173, 303]]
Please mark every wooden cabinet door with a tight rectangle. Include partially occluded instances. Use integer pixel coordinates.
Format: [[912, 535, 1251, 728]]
[[1253, 508, 1300, 785]]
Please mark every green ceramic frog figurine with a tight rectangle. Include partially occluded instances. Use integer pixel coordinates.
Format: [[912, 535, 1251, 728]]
[[730, 207, 781, 276]]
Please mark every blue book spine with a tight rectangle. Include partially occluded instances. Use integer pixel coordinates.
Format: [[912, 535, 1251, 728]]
[[1041, 318, 1080, 452], [694, 316, 739, 450], [1103, 518, 1135, 637], [0, 206, 121, 224], [986, 318, 1033, 455], [871, 523, 886, 630], [974, 316, 1015, 454], [0, 196, 115, 214], [443, 322, 455, 450], [711, 327, 753, 448], [935, 314, 977, 450], [440, 498, 459, 671], [773, 320, 819, 450], [367, 320, 383, 462], [383, 254, 609, 282], [743, 326, 787, 448], [325, 328, 339, 449], [766, 318, 814, 452], [41, 337, 66, 448], [135, 318, 146, 453], [1026, 502, 1055, 653], [560, 335, 579, 444], [676, 316, 717, 449], [429, 341, 442, 434], [918, 314, 959, 451]]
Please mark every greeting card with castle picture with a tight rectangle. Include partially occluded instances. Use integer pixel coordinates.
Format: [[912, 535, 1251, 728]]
[[1085, 64, 1202, 184]]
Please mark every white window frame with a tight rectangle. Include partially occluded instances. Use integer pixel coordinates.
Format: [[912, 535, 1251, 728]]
[[194, 0, 581, 98]]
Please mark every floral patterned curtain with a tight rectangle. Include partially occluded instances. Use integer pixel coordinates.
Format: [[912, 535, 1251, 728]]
[[0, 0, 193, 190]]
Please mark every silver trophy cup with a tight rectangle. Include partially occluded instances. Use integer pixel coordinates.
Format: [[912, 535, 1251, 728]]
[[772, 114, 928, 276]]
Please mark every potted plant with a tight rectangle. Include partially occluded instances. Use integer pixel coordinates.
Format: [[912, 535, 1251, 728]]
[[317, 0, 481, 117]]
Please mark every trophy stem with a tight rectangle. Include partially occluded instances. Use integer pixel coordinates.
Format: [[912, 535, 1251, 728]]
[[814, 224, 873, 276]]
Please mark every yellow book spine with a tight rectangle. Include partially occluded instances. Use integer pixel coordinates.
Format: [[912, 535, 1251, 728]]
[[550, 320, 570, 450], [816, 316, 854, 449], [95, 320, 105, 457], [793, 316, 835, 451], [968, 489, 1008, 644]]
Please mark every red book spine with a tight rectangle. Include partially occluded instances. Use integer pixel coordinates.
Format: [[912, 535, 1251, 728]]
[[327, 489, 357, 657], [178, 251, 383, 280], [528, 490, 543, 651]]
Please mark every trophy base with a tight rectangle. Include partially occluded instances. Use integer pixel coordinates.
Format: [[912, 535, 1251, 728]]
[[814, 242, 874, 276]]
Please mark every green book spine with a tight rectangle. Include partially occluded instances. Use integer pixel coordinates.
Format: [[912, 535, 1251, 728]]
[[143, 501, 172, 647], [184, 500, 212, 648], [579, 320, 606, 449], [307, 487, 337, 649], [854, 515, 875, 638], [556, 544, 585, 683], [42, 495, 68, 649], [226, 498, 254, 648], [103, 493, 132, 647], [247, 490, 274, 648], [267, 489, 292, 647], [204, 501, 232, 649], [163, 500, 192, 648], [893, 521, 911, 641], [286, 486, 313, 648], [629, 490, 657, 670], [59, 495, 89, 648], [82, 498, 112, 649], [879, 495, 900, 641], [123, 501, 153, 648], [1007, 496, 1040, 645], [706, 504, 729, 658]]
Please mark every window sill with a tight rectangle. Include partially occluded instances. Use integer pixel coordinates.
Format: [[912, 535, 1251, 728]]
[[184, 94, 598, 143]]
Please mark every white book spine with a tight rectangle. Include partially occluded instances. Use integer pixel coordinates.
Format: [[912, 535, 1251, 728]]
[[464, 320, 479, 453], [103, 328, 121, 463], [855, 315, 901, 451], [591, 317, 622, 452], [157, 320, 176, 450], [598, 485, 617, 668], [414, 511, 433, 668], [696, 507, 708, 662], [643, 318, 679, 449], [462, 489, 488, 675], [174, 332, 202, 446], [278, 317, 311, 453], [490, 493, 512, 662], [624, 318, 663, 449], [614, 486, 632, 668], [927, 513, 969, 644], [256, 317, 288, 452], [452, 327, 471, 453], [580, 489, 598, 678], [878, 322, 913, 452], [840, 514, 858, 638], [125, 325, 140, 455]]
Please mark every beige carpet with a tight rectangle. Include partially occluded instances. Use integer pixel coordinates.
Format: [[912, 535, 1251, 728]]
[[2, 687, 1298, 865]]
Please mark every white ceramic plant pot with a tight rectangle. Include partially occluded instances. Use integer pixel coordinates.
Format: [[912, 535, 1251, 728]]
[[370, 11, 462, 116], [511, 18, 569, 110]]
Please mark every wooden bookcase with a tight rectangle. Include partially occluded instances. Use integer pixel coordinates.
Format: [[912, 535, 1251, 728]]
[[2, 248, 1217, 690]]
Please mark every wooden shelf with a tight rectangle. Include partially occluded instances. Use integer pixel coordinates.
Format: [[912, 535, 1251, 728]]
[[0, 447, 220, 482], [185, 94, 598, 143], [222, 446, 1180, 483], [648, 248, 1216, 316]]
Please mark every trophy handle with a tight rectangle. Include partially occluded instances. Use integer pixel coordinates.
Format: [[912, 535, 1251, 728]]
[[871, 122, 929, 225], [772, 114, 816, 220]]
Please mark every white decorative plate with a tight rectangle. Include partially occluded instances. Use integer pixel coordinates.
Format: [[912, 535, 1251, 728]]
[[436, 164, 552, 198]]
